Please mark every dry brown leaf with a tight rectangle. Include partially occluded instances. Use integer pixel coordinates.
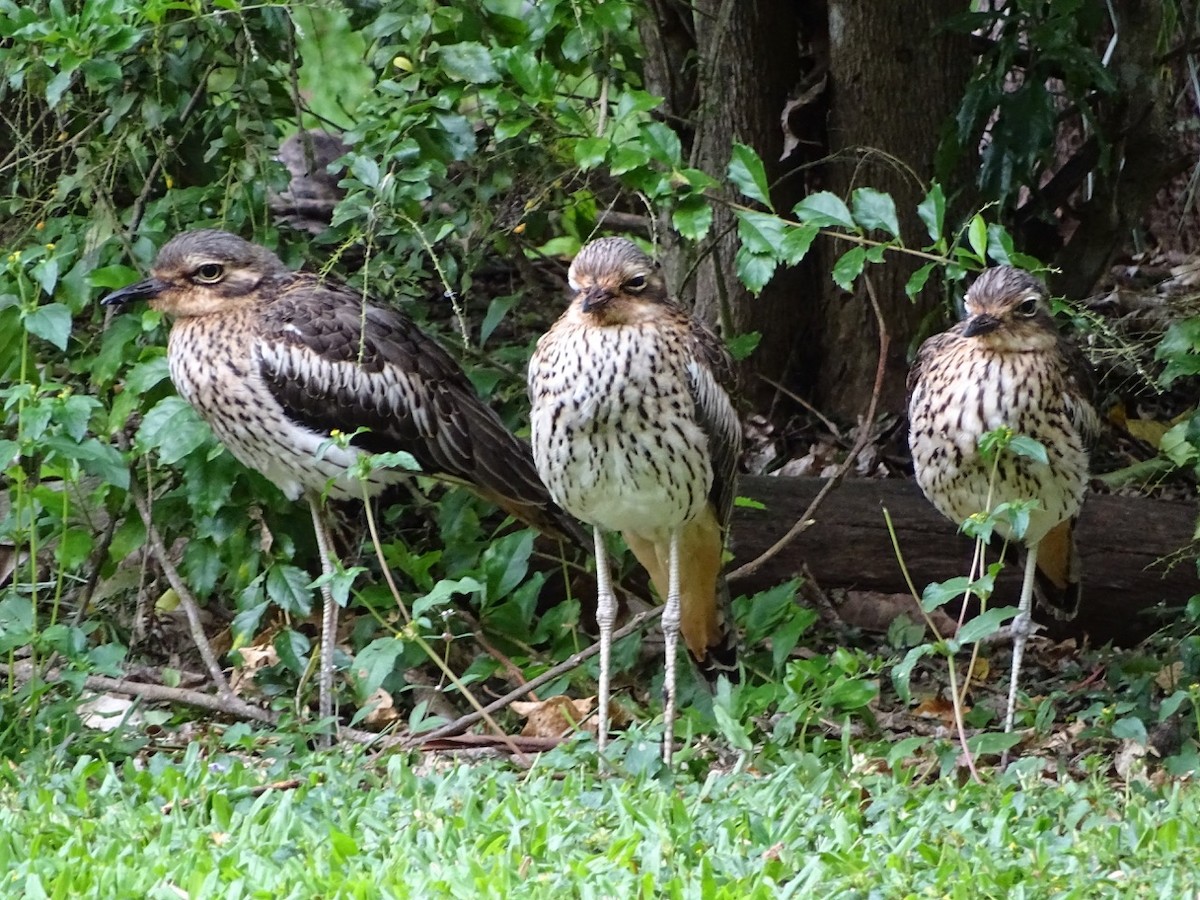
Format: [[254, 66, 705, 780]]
[[1155, 661, 1184, 693], [362, 687, 399, 727], [229, 644, 279, 697], [912, 695, 961, 725], [838, 591, 958, 637], [513, 695, 595, 738]]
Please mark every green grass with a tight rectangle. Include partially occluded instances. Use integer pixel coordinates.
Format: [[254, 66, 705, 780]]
[[2, 734, 1198, 898]]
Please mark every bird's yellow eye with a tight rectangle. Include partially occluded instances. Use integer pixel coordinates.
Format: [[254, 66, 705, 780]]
[[625, 274, 647, 292], [1016, 296, 1039, 316], [194, 263, 224, 284]]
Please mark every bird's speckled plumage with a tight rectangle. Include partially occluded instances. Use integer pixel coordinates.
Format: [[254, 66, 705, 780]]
[[908, 265, 1099, 616], [528, 236, 741, 673], [104, 229, 581, 541]]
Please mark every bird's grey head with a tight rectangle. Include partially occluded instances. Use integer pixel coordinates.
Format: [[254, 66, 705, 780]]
[[959, 266, 1057, 349], [101, 229, 289, 318], [567, 237, 667, 322]]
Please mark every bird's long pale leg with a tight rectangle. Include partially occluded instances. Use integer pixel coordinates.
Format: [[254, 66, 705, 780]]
[[593, 526, 616, 756], [1005, 541, 1040, 734], [308, 494, 339, 748], [661, 528, 682, 765]]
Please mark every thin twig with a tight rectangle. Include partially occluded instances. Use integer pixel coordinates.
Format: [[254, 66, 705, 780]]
[[756, 374, 843, 440], [727, 275, 890, 584], [411, 607, 665, 743]]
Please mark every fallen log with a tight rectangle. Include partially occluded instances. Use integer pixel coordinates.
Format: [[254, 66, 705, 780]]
[[729, 476, 1199, 646]]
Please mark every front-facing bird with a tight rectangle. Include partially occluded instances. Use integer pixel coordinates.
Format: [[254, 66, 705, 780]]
[[102, 229, 583, 742], [907, 266, 1098, 733], [528, 236, 741, 762]]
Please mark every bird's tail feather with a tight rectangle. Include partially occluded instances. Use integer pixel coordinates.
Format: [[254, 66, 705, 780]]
[[1030, 518, 1082, 621], [623, 505, 739, 681]]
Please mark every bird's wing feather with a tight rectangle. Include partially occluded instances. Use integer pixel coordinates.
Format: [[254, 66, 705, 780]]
[[685, 316, 741, 527], [1058, 335, 1101, 450], [255, 276, 554, 509]]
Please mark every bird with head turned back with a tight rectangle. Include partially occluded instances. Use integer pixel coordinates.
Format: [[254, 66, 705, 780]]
[[103, 229, 587, 743]]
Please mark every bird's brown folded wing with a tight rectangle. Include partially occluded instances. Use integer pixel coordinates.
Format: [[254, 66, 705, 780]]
[[255, 277, 559, 515], [685, 317, 741, 528]]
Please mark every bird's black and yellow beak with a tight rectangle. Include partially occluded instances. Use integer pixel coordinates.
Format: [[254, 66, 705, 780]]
[[101, 278, 165, 308], [962, 312, 1001, 337]]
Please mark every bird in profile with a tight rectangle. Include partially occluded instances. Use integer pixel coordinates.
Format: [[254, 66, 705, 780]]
[[102, 229, 583, 743], [907, 266, 1098, 733], [528, 236, 741, 763]]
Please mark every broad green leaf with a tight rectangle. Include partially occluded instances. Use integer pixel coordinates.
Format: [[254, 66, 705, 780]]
[[23, 303, 72, 349], [726, 331, 761, 361], [851, 188, 900, 237], [727, 143, 773, 209], [956, 606, 1016, 644], [966, 214, 988, 261], [779, 222, 819, 265], [921, 576, 972, 612], [573, 136, 608, 170], [351, 637, 407, 700], [831, 246, 867, 291], [672, 195, 713, 241], [736, 209, 788, 254], [906, 262, 936, 298], [437, 42, 500, 83], [480, 294, 519, 346], [1111, 716, 1148, 744], [274, 628, 311, 675], [917, 183, 946, 243], [267, 565, 315, 615], [136, 396, 212, 465], [412, 577, 483, 621], [966, 731, 1022, 754], [1007, 434, 1048, 464], [794, 192, 855, 230], [734, 247, 776, 295], [642, 122, 681, 165], [350, 155, 380, 190]]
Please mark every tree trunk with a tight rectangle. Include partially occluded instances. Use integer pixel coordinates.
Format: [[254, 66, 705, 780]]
[[640, 0, 813, 410], [809, 0, 976, 420]]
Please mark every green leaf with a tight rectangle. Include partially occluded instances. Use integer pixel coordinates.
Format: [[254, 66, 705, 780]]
[[921, 576, 972, 612], [350, 155, 380, 190], [642, 122, 681, 165], [1007, 434, 1049, 464], [831, 247, 867, 291], [437, 42, 500, 83], [727, 143, 773, 209], [480, 294, 519, 346], [905, 262, 936, 299], [851, 188, 900, 237], [136, 397, 212, 465], [412, 577, 483, 621], [734, 247, 776, 295], [267, 565, 314, 616], [726, 331, 761, 361], [956, 606, 1017, 644], [1111, 716, 1148, 745], [779, 222, 819, 265], [966, 731, 1022, 755], [23, 303, 72, 349], [351, 637, 407, 700], [736, 209, 787, 255], [573, 136, 608, 170], [672, 195, 713, 241], [891, 643, 933, 705], [966, 214, 988, 262], [274, 628, 311, 675], [794, 192, 855, 230], [917, 183, 946, 243]]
